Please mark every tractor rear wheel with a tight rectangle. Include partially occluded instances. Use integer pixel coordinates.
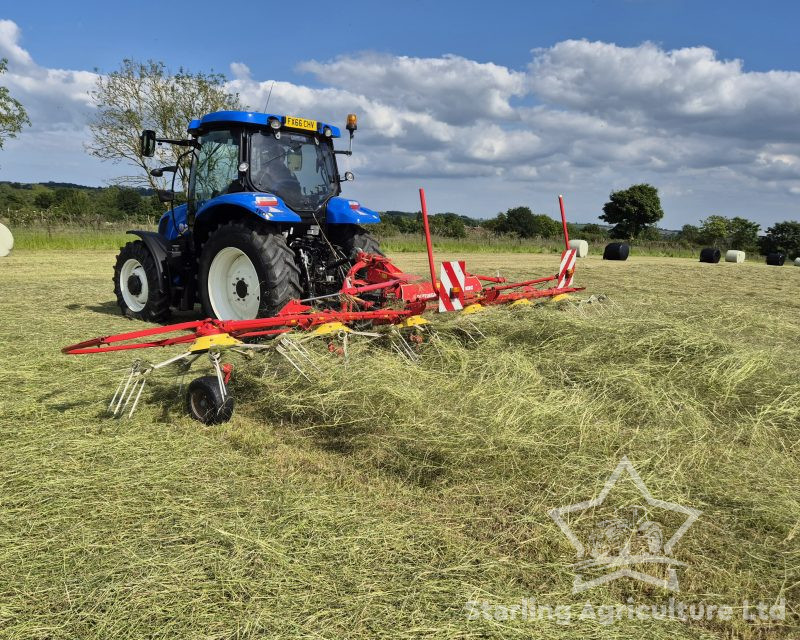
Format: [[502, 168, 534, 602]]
[[327, 224, 383, 260], [198, 220, 301, 320], [113, 240, 170, 321]]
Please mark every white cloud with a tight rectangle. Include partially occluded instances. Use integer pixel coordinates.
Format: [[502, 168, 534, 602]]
[[298, 53, 527, 125], [0, 19, 97, 131], [528, 39, 800, 143], [2, 21, 800, 225], [0, 20, 33, 67]]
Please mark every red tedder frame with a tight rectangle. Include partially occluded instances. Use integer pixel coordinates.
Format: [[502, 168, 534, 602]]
[[63, 191, 583, 355]]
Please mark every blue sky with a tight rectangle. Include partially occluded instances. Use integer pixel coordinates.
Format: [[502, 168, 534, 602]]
[[8, 1, 800, 75], [2, 1, 800, 227]]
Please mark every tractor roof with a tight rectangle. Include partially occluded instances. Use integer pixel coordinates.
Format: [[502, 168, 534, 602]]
[[187, 110, 341, 138]]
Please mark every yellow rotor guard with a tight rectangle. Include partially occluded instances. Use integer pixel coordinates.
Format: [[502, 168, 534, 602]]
[[461, 303, 484, 315], [510, 298, 533, 307], [312, 321, 352, 336], [189, 333, 242, 353], [394, 315, 429, 328], [550, 293, 570, 303]]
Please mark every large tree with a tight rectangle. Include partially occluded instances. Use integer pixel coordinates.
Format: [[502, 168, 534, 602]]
[[484, 207, 562, 238], [677, 224, 700, 244], [0, 58, 30, 149], [760, 220, 800, 259], [88, 59, 242, 193], [600, 183, 664, 239], [698, 215, 730, 246], [698, 215, 760, 251], [727, 216, 760, 252]]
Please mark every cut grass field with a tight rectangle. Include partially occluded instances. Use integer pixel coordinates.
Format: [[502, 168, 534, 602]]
[[1, 247, 798, 639]]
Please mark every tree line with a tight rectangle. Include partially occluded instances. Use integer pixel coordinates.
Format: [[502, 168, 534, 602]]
[[598, 183, 800, 258], [0, 182, 164, 226]]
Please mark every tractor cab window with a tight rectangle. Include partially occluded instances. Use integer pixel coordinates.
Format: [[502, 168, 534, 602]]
[[250, 130, 337, 212], [191, 129, 241, 205]]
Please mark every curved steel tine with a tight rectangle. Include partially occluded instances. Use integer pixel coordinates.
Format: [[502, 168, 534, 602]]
[[110, 360, 140, 416], [128, 378, 146, 417]]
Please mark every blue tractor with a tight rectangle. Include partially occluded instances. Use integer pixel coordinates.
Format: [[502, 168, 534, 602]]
[[114, 110, 382, 321]]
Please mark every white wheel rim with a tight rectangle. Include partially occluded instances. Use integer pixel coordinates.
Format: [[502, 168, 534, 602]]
[[120, 258, 148, 312], [208, 247, 261, 320]]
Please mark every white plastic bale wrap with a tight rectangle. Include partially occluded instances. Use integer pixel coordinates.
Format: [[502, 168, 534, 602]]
[[568, 239, 589, 258], [795, 257, 800, 267], [0, 223, 14, 257], [725, 250, 745, 263]]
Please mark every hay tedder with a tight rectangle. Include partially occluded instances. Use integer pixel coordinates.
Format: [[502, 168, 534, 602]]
[[62, 109, 584, 423], [63, 189, 583, 423]]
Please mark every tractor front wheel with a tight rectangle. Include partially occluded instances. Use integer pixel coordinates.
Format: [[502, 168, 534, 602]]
[[198, 221, 301, 320], [113, 241, 170, 321]]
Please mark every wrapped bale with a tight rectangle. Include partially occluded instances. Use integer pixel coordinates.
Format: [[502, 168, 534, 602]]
[[568, 239, 589, 258], [699, 248, 721, 263], [766, 253, 786, 266], [602, 242, 630, 261], [725, 250, 746, 263], [0, 223, 13, 258]]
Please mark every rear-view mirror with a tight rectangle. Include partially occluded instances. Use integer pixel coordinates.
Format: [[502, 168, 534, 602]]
[[140, 130, 157, 157]]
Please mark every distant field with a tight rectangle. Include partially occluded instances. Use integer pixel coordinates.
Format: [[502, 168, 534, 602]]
[[7, 224, 709, 258], [1, 249, 798, 639]]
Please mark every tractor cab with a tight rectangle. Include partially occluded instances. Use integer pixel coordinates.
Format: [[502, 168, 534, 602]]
[[116, 111, 383, 322], [186, 112, 350, 223]]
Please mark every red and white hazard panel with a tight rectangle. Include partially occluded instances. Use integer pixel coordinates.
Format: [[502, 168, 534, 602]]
[[438, 260, 466, 312], [557, 249, 577, 289]]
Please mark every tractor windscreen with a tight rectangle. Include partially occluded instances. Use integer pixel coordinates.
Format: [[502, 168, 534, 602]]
[[250, 131, 337, 212]]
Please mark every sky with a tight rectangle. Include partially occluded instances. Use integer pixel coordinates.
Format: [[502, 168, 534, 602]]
[[2, 0, 800, 227]]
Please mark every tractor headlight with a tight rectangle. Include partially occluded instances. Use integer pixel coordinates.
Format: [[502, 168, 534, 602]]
[[269, 118, 281, 130], [238, 162, 249, 173], [323, 126, 332, 137]]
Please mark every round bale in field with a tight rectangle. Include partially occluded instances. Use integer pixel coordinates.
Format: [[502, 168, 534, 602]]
[[569, 239, 589, 258], [725, 250, 746, 263], [766, 253, 786, 266], [699, 247, 721, 263], [603, 242, 629, 261], [0, 223, 14, 257], [795, 257, 800, 266]]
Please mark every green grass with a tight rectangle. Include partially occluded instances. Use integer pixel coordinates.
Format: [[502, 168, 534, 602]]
[[1, 249, 798, 639], [11, 225, 154, 251], [7, 223, 707, 258]]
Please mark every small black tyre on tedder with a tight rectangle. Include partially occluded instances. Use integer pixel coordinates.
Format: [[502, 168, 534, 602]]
[[186, 375, 234, 424]]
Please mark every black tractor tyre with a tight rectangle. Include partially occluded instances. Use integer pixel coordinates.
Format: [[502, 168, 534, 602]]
[[198, 220, 302, 319], [112, 240, 171, 321], [186, 376, 234, 424], [327, 224, 383, 260]]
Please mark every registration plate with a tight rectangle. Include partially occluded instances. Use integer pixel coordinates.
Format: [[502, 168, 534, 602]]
[[284, 116, 317, 132]]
